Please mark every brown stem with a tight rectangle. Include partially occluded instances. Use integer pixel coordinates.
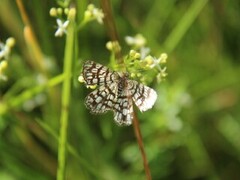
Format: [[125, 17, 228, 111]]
[[132, 111, 152, 180], [100, 0, 123, 64]]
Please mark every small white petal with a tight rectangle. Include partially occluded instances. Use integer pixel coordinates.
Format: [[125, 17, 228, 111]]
[[63, 20, 69, 28], [55, 29, 63, 37], [56, 19, 63, 26], [55, 19, 69, 37]]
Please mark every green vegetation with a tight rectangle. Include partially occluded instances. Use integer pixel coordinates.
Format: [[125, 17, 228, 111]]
[[0, 0, 240, 179]]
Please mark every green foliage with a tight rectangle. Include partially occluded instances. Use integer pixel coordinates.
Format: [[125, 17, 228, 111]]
[[0, 0, 240, 179]]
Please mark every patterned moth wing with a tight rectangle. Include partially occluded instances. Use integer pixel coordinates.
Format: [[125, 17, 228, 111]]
[[85, 82, 118, 114], [128, 80, 157, 112], [112, 73, 134, 126], [83, 60, 118, 86]]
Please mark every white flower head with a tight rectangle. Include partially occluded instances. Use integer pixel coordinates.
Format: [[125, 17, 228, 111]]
[[140, 47, 150, 59], [125, 34, 146, 48], [0, 37, 15, 60], [144, 53, 168, 69], [55, 19, 69, 37], [84, 4, 104, 24], [0, 42, 10, 59], [92, 8, 104, 24], [150, 57, 160, 69]]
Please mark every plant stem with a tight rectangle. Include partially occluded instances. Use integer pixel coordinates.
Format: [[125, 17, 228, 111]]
[[36, 119, 104, 179], [57, 9, 76, 180], [100, 0, 123, 64], [132, 111, 152, 180]]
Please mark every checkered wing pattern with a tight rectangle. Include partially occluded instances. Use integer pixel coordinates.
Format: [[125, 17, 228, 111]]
[[83, 60, 118, 86], [85, 83, 118, 114], [113, 87, 133, 126], [128, 80, 157, 112]]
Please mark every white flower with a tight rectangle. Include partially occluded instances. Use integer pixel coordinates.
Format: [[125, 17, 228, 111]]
[[92, 8, 104, 24], [125, 34, 146, 48], [149, 57, 160, 68], [55, 19, 69, 37], [84, 4, 104, 24], [147, 53, 168, 69], [140, 47, 150, 59], [0, 42, 10, 59]]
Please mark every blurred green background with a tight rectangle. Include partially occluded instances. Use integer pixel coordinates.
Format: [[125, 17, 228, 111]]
[[0, 0, 240, 179]]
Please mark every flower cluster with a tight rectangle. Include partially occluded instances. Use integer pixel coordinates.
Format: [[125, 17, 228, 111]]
[[50, 7, 70, 37], [0, 37, 15, 81], [124, 34, 167, 84], [83, 4, 104, 24], [50, 4, 104, 37]]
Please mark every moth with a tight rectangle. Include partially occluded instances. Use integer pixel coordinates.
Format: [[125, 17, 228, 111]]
[[82, 60, 157, 126]]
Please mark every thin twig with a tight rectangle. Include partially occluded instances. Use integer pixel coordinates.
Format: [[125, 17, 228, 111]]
[[100, 0, 123, 63], [132, 111, 152, 180]]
